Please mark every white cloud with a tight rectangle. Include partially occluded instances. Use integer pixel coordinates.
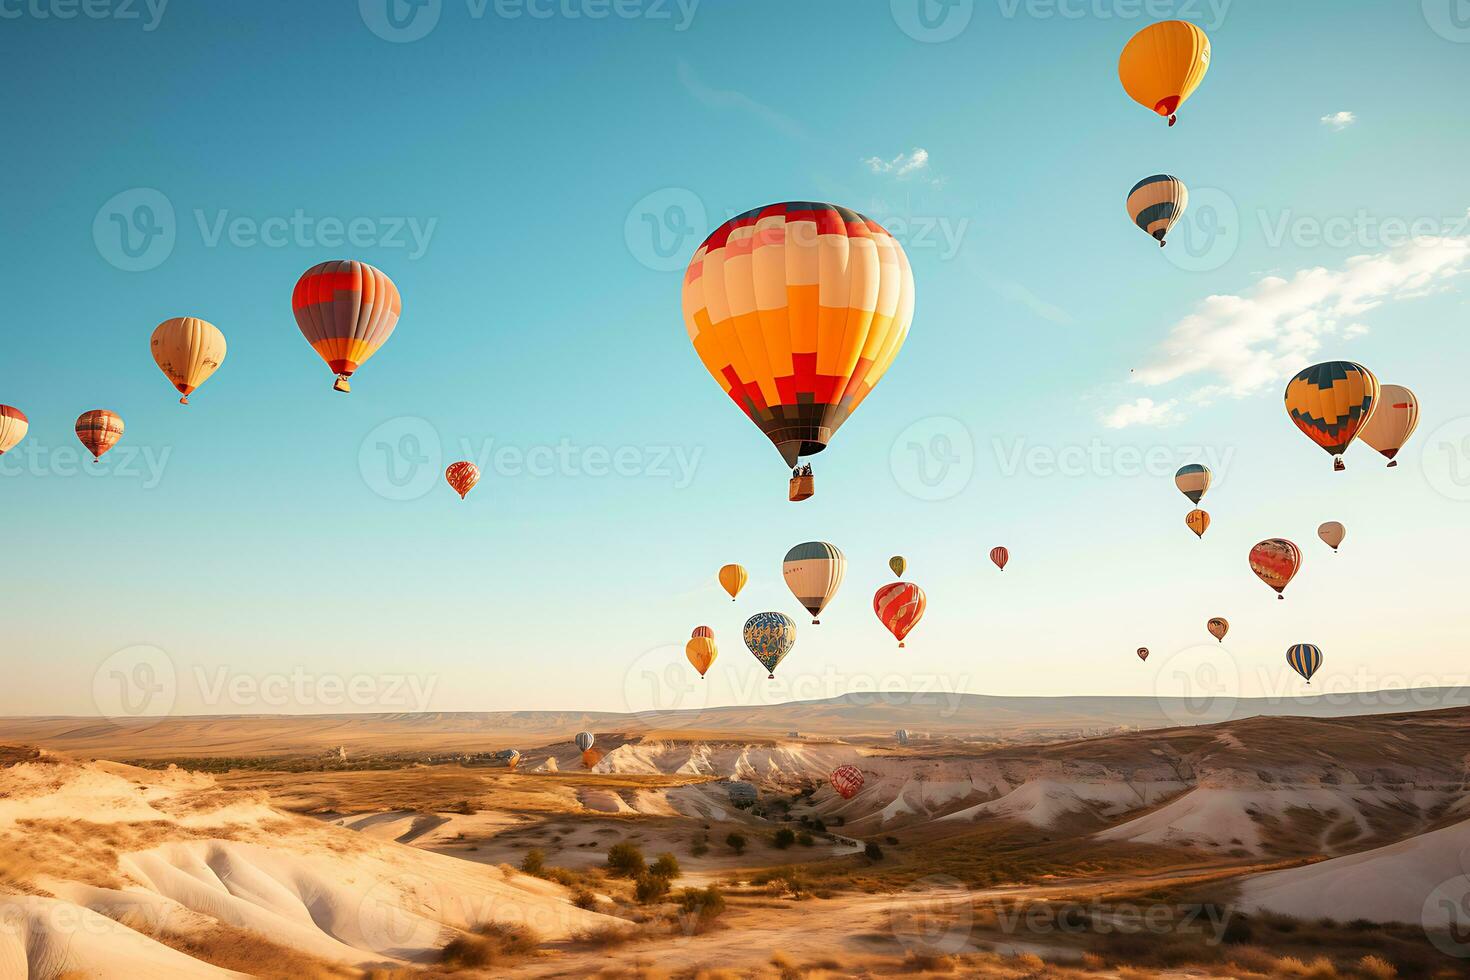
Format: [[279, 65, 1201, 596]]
[[1108, 237, 1470, 426], [863, 148, 930, 178], [1321, 111, 1357, 131], [1101, 398, 1184, 429]]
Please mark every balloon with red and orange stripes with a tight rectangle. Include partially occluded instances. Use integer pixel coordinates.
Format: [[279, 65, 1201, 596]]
[[75, 410, 124, 461], [445, 461, 480, 499], [292, 260, 402, 393], [989, 546, 1009, 571], [873, 582, 926, 649]]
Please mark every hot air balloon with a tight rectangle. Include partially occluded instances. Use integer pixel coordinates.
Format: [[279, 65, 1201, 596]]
[[575, 731, 595, 753], [75, 410, 123, 461], [1318, 521, 1345, 553], [1249, 538, 1302, 600], [1119, 20, 1211, 126], [1359, 384, 1420, 468], [873, 582, 926, 648], [495, 749, 521, 770], [743, 612, 796, 679], [0, 406, 28, 456], [445, 461, 480, 499], [1127, 175, 1188, 247], [990, 547, 1009, 571], [150, 316, 227, 405], [830, 764, 864, 800], [292, 260, 402, 393], [1207, 617, 1229, 643], [682, 203, 915, 500], [1284, 361, 1380, 471], [1174, 463, 1211, 504], [783, 542, 846, 624], [686, 627, 718, 679], [889, 556, 907, 578], [1186, 509, 1210, 539], [894, 729, 910, 745], [718, 564, 747, 602], [1137, 647, 1150, 662], [1286, 644, 1322, 684]]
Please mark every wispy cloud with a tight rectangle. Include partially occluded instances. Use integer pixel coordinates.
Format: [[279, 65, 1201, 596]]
[[864, 148, 930, 178], [1321, 111, 1357, 131], [675, 59, 807, 142], [989, 279, 1075, 326], [1103, 237, 1470, 427], [1102, 398, 1184, 430]]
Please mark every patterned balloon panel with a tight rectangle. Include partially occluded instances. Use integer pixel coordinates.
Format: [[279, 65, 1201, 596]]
[[1249, 538, 1302, 597], [75, 410, 124, 460], [1287, 644, 1322, 682], [0, 405, 29, 455], [293, 260, 402, 389], [743, 611, 796, 677], [1284, 361, 1379, 462], [830, 764, 864, 800], [873, 582, 927, 646]]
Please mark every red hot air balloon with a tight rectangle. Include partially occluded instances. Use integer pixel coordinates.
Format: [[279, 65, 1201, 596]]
[[75, 410, 124, 461], [445, 461, 480, 499], [1137, 648, 1150, 662], [830, 764, 864, 800], [292, 260, 402, 393], [691, 626, 714, 639], [989, 547, 1009, 571], [1249, 538, 1302, 600], [873, 582, 926, 648]]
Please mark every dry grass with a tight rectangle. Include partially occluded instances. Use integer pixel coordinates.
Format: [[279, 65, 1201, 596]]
[[132, 920, 354, 979], [437, 921, 541, 970]]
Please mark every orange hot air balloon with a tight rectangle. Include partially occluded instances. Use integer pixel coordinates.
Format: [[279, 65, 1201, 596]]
[[1119, 21, 1212, 126], [1186, 509, 1210, 539], [1249, 538, 1302, 600], [151, 316, 227, 404], [75, 410, 124, 461], [718, 564, 748, 601], [1284, 361, 1380, 471], [873, 582, 926, 648], [0, 405, 29, 456], [1207, 617, 1229, 643], [1137, 647, 1150, 662], [989, 547, 1009, 571], [682, 203, 914, 499], [445, 461, 480, 499], [1358, 384, 1420, 467], [292, 260, 402, 393], [686, 628, 718, 679]]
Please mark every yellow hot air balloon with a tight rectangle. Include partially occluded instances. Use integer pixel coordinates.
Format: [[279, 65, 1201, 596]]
[[1318, 521, 1345, 553], [718, 564, 748, 602], [686, 627, 718, 679], [1186, 508, 1210, 539], [1119, 20, 1211, 126], [1284, 361, 1380, 471], [150, 317, 227, 404], [888, 556, 906, 578], [1358, 384, 1420, 468]]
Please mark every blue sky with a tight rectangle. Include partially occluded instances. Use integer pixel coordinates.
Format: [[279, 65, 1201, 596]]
[[2, 0, 1469, 718]]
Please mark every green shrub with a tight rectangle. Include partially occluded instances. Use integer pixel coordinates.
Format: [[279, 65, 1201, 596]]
[[650, 853, 680, 879], [635, 873, 671, 904], [606, 842, 646, 878], [520, 848, 545, 877]]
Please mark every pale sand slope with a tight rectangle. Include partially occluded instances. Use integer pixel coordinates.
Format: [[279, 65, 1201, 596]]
[[1238, 816, 1470, 926], [0, 750, 621, 976]]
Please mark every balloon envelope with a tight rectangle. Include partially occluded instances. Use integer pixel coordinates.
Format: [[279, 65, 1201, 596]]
[[75, 410, 123, 460], [1174, 463, 1211, 504], [292, 260, 402, 392], [1284, 361, 1379, 470], [989, 547, 1009, 571], [1207, 617, 1229, 642], [889, 555, 906, 578], [1186, 509, 1210, 539], [1118, 20, 1211, 125], [1250, 538, 1302, 599], [1137, 647, 1150, 662], [575, 731, 595, 753], [743, 612, 796, 678], [151, 316, 226, 404], [0, 405, 28, 456], [685, 635, 718, 678], [783, 541, 846, 624], [830, 764, 864, 800], [873, 582, 926, 648], [718, 564, 748, 601], [682, 203, 915, 472], [1359, 384, 1419, 467], [1128, 175, 1188, 246], [1287, 644, 1322, 683], [1318, 521, 1345, 553], [445, 461, 480, 499]]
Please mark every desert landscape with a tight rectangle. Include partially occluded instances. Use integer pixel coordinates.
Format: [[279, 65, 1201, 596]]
[[3, 695, 1469, 977]]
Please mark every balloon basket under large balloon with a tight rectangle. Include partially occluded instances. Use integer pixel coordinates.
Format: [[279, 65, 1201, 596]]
[[812, 619, 820, 626], [1387, 460, 1398, 468], [1333, 457, 1345, 472], [333, 375, 352, 393], [179, 396, 189, 405], [767, 672, 774, 680], [1278, 594, 1284, 601], [789, 473, 815, 502], [1168, 114, 1177, 126], [898, 641, 905, 649]]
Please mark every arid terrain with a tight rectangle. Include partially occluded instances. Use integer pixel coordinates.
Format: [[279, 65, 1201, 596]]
[[3, 696, 1469, 977]]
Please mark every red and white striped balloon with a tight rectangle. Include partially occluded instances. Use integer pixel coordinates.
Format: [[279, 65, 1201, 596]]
[[873, 582, 927, 648], [830, 764, 864, 800]]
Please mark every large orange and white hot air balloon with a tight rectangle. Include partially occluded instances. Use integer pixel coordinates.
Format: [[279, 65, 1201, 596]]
[[0, 405, 28, 456], [293, 261, 402, 393], [150, 316, 226, 404], [75, 410, 124, 461], [1358, 384, 1419, 468], [682, 203, 914, 500], [1119, 21, 1212, 127]]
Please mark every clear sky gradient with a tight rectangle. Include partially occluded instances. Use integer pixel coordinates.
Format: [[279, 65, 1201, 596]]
[[2, 0, 1468, 717]]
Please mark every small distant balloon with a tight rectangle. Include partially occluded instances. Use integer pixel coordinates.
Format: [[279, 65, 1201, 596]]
[[718, 564, 747, 601], [1317, 521, 1345, 553], [989, 547, 1009, 571], [830, 764, 864, 800], [75, 410, 124, 461], [0, 405, 29, 456], [445, 461, 480, 499], [889, 555, 907, 578], [575, 731, 595, 753], [1249, 538, 1302, 600], [1128, 175, 1188, 247], [1207, 617, 1229, 643], [686, 629, 718, 679], [1186, 509, 1210, 539], [1286, 643, 1322, 684], [1137, 647, 1150, 662], [1174, 463, 1211, 504]]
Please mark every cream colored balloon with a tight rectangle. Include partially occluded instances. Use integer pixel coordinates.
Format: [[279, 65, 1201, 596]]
[[1358, 383, 1420, 468], [151, 316, 227, 404], [0, 405, 28, 455], [782, 541, 846, 625]]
